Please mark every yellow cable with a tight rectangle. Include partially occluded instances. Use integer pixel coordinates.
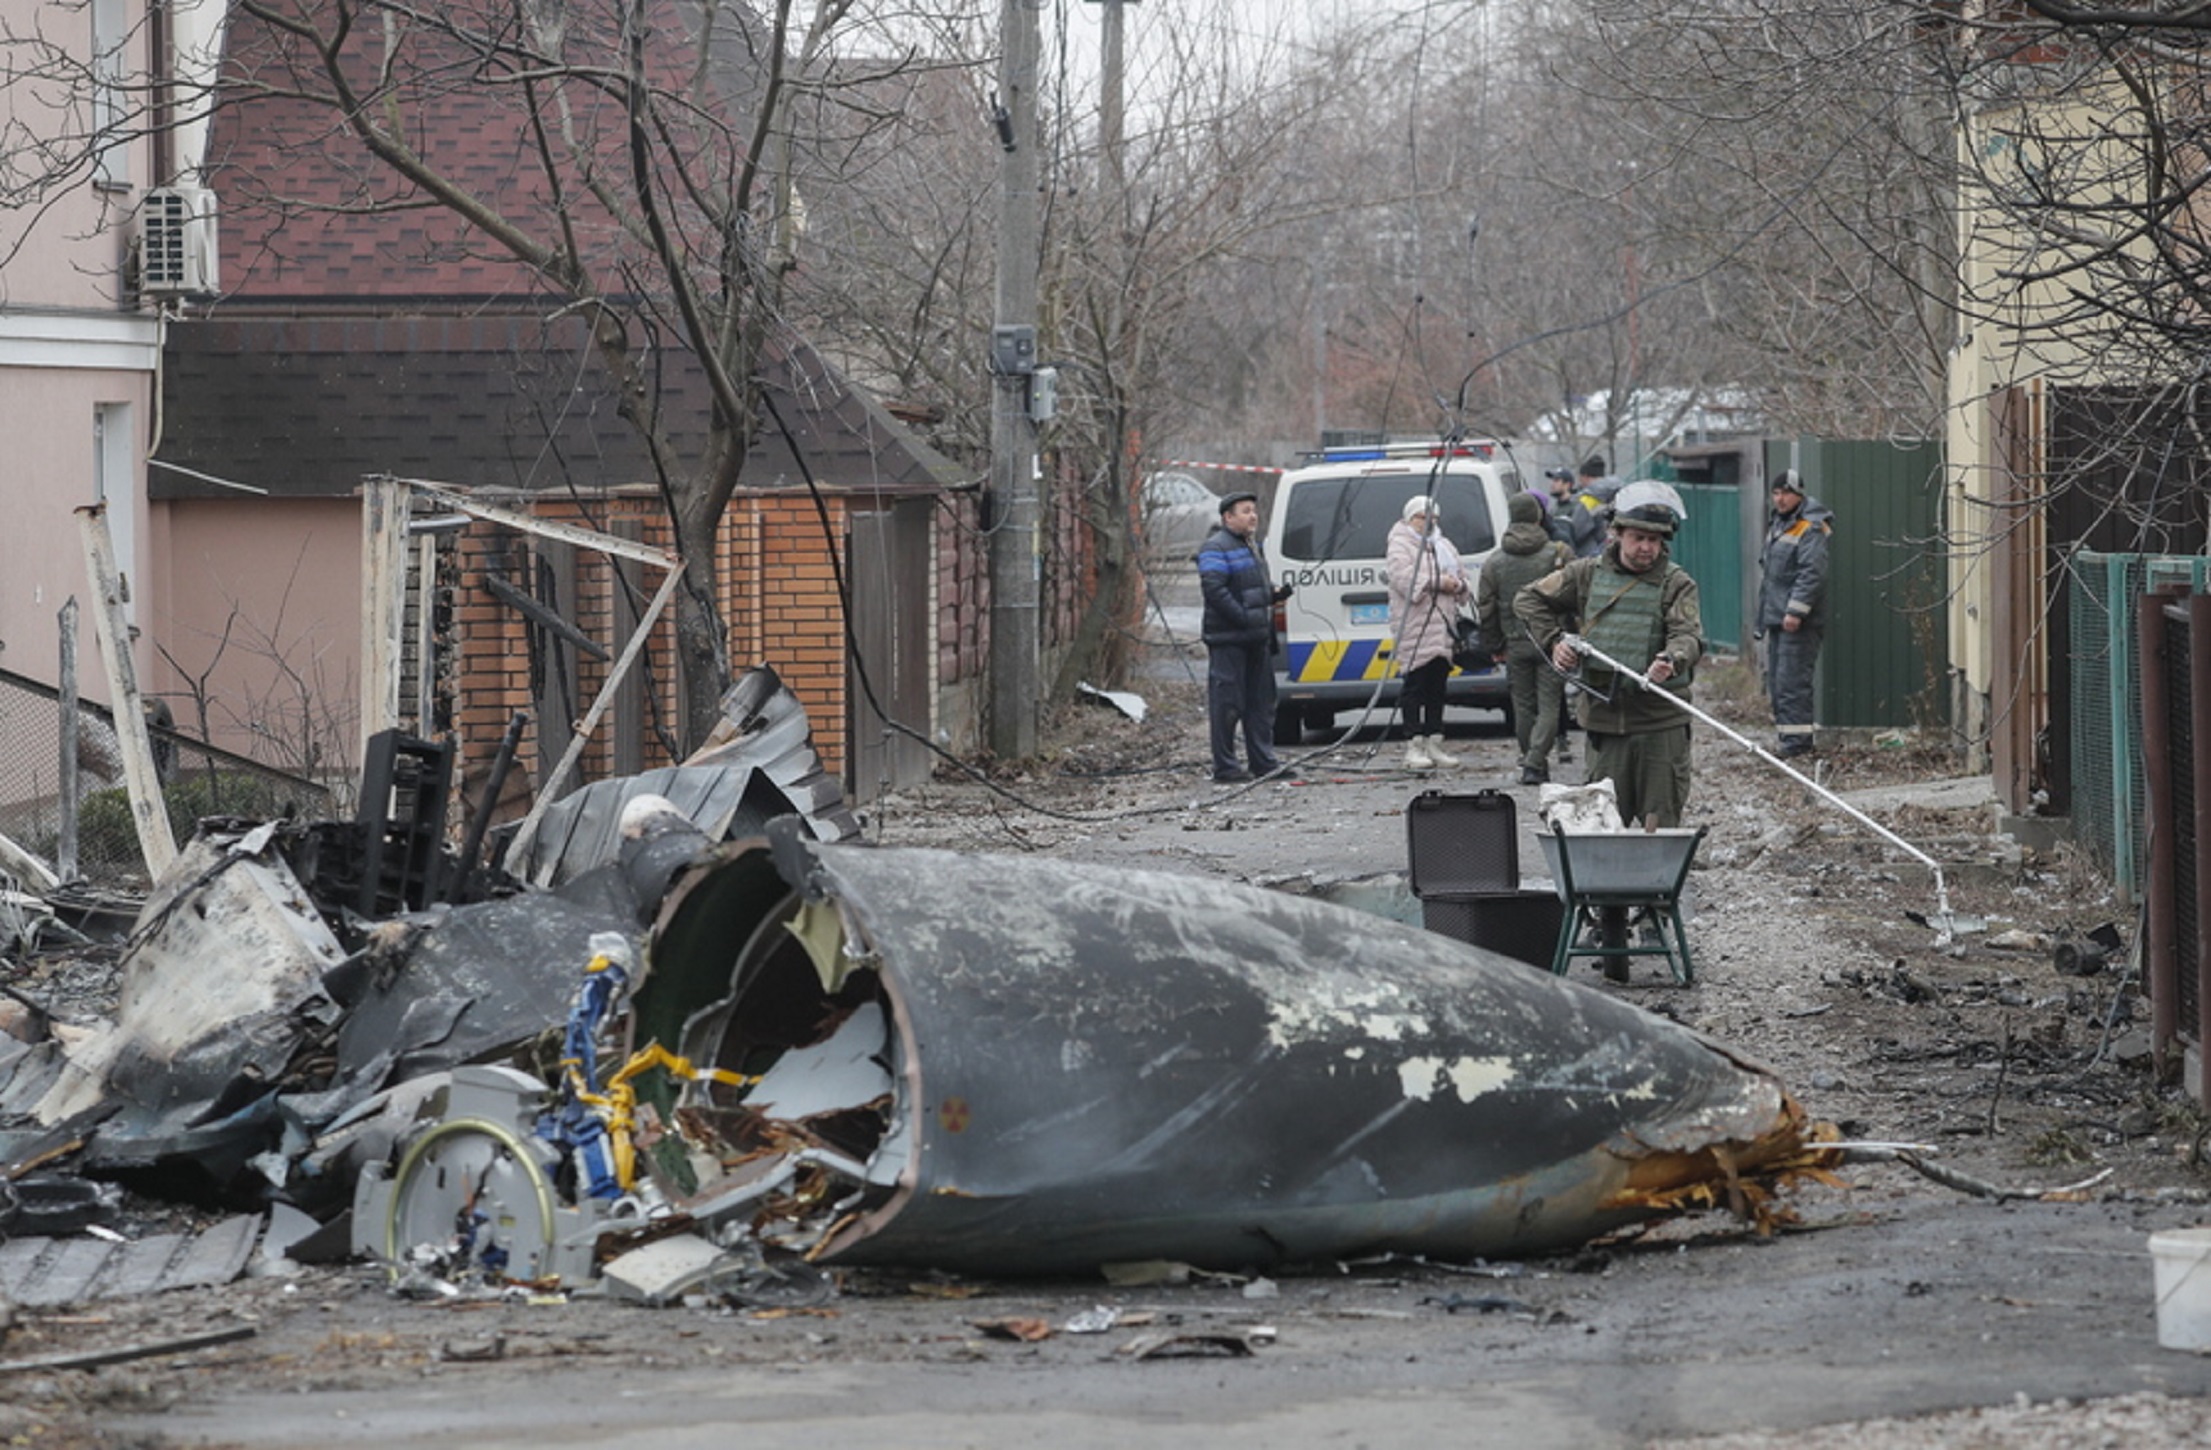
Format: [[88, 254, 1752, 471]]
[[568, 1041, 763, 1191]]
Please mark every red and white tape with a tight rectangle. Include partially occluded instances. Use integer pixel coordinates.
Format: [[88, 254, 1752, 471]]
[[1150, 459, 1285, 475]]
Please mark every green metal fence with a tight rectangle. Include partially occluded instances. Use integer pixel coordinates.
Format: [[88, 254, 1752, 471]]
[[1764, 440, 1948, 730], [2068, 551, 2210, 899], [1670, 483, 1742, 652]]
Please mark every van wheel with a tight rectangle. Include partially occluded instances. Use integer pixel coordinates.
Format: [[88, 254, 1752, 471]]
[[1274, 706, 1305, 743], [1302, 708, 1336, 737]]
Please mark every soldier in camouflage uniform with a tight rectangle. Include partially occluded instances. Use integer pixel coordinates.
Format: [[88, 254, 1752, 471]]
[[1514, 483, 1703, 829]]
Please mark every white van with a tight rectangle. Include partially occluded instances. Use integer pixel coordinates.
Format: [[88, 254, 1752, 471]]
[[1265, 440, 1523, 740]]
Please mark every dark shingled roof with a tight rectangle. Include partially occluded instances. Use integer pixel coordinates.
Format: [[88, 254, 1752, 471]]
[[154, 315, 964, 501], [155, 1, 963, 502]]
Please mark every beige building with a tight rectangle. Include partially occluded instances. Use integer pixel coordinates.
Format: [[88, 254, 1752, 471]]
[[1943, 51, 2199, 815]]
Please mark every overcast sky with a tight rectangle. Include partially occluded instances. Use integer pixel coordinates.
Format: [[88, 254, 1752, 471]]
[[1050, 1, 1491, 112]]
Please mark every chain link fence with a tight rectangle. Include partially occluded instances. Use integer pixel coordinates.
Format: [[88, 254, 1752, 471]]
[[0, 667, 335, 893]]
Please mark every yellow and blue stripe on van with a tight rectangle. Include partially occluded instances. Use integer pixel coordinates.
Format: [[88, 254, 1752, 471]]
[[1284, 639, 1493, 681], [1286, 639, 1397, 682]]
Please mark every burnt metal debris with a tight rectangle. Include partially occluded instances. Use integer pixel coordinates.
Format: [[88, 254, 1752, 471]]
[[620, 827, 1821, 1275], [0, 667, 862, 1297], [0, 667, 1835, 1304]]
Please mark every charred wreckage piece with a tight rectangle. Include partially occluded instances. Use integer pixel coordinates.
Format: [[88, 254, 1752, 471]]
[[606, 827, 1830, 1276], [328, 826, 1835, 1288], [0, 671, 851, 1283], [0, 675, 1833, 1299]]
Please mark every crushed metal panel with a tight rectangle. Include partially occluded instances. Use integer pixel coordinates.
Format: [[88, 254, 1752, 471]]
[[101, 1215, 262, 1296], [683, 667, 860, 841], [333, 891, 640, 1093], [0, 1214, 259, 1306], [520, 767, 756, 888], [0, 1033, 43, 1100], [650, 767, 750, 836], [600, 1234, 730, 1306], [642, 836, 1806, 1275], [742, 1001, 893, 1121], [0, 1046, 72, 1128], [34, 834, 346, 1126], [14, 1236, 113, 1306]]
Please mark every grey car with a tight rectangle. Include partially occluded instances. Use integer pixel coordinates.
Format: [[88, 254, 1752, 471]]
[[1139, 471, 1219, 563]]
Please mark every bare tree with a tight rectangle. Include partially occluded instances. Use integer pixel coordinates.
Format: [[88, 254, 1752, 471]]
[[1924, 0, 2211, 547], [200, 0, 991, 747], [785, 3, 1435, 689], [1114, 2, 1958, 457]]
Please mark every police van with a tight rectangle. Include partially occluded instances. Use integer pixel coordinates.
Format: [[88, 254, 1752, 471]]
[[1265, 440, 1524, 740]]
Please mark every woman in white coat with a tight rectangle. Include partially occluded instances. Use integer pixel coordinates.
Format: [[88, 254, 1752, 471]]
[[1386, 495, 1469, 771]]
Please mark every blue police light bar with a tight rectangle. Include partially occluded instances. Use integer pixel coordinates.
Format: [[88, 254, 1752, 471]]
[[1314, 440, 1497, 463]]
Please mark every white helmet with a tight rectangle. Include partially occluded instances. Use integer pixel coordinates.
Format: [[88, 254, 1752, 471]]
[[1608, 480, 1687, 537]]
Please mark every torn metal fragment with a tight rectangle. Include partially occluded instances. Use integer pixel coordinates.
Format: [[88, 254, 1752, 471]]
[[39, 832, 344, 1119], [515, 666, 859, 890], [1118, 1331, 1254, 1360], [628, 829, 1820, 1275], [600, 1234, 734, 1307]]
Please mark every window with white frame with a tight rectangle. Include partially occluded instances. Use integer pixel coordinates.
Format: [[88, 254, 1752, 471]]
[[92, 0, 130, 188], [96, 403, 136, 623]]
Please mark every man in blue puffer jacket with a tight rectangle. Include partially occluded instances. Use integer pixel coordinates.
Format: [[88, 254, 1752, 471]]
[[1198, 491, 1293, 783]]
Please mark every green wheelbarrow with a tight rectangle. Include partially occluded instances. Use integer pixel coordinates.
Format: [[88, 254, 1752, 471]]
[[1537, 827, 1706, 986]]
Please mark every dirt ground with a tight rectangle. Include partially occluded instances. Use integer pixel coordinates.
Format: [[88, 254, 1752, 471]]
[[13, 651, 2211, 1448]]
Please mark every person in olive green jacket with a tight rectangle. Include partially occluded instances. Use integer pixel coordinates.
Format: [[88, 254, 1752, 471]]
[[1514, 483, 1703, 828], [1476, 491, 1571, 785]]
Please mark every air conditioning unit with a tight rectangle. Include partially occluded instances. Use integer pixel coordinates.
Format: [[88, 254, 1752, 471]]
[[139, 185, 219, 297]]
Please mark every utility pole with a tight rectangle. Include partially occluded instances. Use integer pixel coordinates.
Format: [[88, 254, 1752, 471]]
[[988, 0, 1042, 761], [1095, 0, 1126, 188]]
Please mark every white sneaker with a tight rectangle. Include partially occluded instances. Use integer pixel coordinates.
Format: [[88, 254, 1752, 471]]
[[1402, 737, 1436, 771], [1424, 734, 1460, 768]]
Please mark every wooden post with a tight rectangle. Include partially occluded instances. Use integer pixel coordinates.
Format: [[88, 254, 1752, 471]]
[[612, 519, 645, 776], [57, 597, 79, 881], [413, 532, 438, 737], [76, 504, 176, 877], [533, 538, 579, 792], [359, 477, 409, 761], [502, 559, 686, 882]]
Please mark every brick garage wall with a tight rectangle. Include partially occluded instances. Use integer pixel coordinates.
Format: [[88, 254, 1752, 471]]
[[725, 491, 852, 772], [938, 491, 987, 688], [1042, 453, 1094, 652], [437, 474, 1096, 804], [448, 491, 680, 811], [451, 523, 535, 804]]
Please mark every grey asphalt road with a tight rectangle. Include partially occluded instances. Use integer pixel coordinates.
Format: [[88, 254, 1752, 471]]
[[89, 618, 2211, 1449], [112, 1198, 2211, 1449]]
